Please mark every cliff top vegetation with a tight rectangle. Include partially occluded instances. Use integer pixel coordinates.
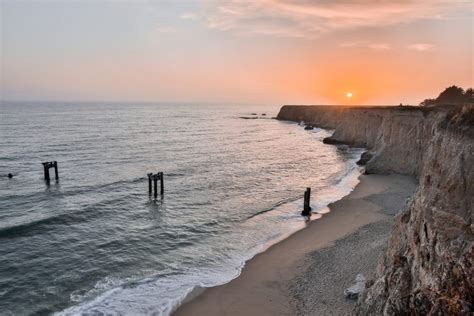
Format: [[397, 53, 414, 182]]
[[420, 86, 473, 106]]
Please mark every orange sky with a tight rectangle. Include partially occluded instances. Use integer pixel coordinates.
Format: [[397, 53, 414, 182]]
[[1, 0, 473, 105]]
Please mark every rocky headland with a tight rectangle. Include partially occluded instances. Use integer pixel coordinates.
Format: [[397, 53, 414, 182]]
[[277, 104, 473, 315]]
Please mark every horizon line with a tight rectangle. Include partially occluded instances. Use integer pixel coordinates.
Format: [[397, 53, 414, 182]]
[[0, 100, 420, 107]]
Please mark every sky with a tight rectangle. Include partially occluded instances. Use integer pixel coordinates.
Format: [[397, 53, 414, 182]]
[[1, 0, 473, 105]]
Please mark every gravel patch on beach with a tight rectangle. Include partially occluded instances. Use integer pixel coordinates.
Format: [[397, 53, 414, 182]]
[[289, 219, 392, 316]]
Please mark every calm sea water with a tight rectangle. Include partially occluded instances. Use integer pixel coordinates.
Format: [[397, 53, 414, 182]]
[[0, 102, 363, 315]]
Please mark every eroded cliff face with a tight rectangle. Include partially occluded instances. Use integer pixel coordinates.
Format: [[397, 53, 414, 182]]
[[277, 105, 430, 177], [277, 105, 474, 315]]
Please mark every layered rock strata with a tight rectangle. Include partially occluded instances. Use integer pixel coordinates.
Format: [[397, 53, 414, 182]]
[[277, 104, 473, 315]]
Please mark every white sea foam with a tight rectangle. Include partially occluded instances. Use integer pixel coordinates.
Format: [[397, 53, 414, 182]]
[[58, 158, 364, 316], [2, 103, 368, 315]]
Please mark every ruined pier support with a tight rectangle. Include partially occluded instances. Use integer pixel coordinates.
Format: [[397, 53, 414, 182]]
[[42, 161, 58, 181], [148, 172, 164, 198], [301, 187, 312, 216]]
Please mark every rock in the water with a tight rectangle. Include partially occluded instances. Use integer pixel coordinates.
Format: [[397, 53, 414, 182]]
[[322, 137, 350, 145], [344, 274, 366, 300], [356, 151, 373, 165], [304, 125, 314, 130]]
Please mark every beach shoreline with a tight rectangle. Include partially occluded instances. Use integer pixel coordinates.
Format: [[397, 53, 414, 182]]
[[174, 173, 417, 316]]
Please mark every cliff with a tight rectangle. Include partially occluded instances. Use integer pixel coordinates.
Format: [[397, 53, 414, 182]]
[[277, 105, 473, 315]]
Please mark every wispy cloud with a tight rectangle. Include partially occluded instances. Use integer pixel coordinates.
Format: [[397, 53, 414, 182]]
[[339, 41, 391, 50], [408, 43, 435, 51], [339, 41, 367, 48], [195, 0, 470, 38], [368, 43, 392, 51]]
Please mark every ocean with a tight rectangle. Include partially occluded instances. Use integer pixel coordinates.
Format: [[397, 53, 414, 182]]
[[0, 102, 363, 315]]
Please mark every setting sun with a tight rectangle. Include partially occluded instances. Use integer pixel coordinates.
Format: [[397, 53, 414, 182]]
[[346, 92, 353, 98]]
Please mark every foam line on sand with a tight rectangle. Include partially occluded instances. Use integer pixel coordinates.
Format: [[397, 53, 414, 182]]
[[173, 174, 417, 316]]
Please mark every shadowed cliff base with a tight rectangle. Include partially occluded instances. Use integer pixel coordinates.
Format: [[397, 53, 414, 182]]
[[277, 103, 473, 315]]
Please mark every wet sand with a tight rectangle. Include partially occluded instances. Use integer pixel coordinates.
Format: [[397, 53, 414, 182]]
[[174, 174, 417, 316]]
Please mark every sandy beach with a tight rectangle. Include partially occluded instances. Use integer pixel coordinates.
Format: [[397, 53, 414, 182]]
[[174, 174, 417, 316]]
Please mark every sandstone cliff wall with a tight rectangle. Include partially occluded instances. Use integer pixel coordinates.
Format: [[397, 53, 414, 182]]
[[277, 105, 473, 315]]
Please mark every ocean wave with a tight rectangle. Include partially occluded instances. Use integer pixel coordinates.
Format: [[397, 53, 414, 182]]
[[245, 197, 298, 220], [57, 160, 364, 316], [1, 104, 365, 315]]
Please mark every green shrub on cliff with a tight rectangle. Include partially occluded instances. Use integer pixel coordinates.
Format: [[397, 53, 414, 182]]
[[420, 85, 473, 106]]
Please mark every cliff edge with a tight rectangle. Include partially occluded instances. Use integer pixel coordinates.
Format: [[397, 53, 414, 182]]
[[277, 105, 473, 315]]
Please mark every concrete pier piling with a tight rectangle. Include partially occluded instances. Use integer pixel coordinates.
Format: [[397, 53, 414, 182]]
[[301, 187, 312, 216], [148, 173, 153, 194], [148, 172, 164, 198], [159, 172, 164, 195], [54, 162, 58, 179], [154, 175, 158, 199], [42, 161, 59, 181]]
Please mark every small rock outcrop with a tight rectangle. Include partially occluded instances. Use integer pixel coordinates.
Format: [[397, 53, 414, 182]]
[[277, 104, 474, 315], [356, 151, 373, 166]]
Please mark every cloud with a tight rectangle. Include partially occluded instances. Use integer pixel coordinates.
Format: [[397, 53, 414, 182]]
[[408, 43, 435, 51], [368, 43, 392, 50], [339, 41, 391, 50], [339, 41, 367, 48], [197, 0, 470, 38]]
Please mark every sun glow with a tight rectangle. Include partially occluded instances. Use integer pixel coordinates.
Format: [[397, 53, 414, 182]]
[[346, 92, 353, 98]]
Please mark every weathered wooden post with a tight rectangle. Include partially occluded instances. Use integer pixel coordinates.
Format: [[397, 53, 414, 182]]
[[53, 161, 59, 180], [305, 187, 311, 210], [153, 175, 158, 199], [159, 172, 164, 195], [147, 173, 153, 195], [301, 187, 312, 216], [42, 162, 50, 181]]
